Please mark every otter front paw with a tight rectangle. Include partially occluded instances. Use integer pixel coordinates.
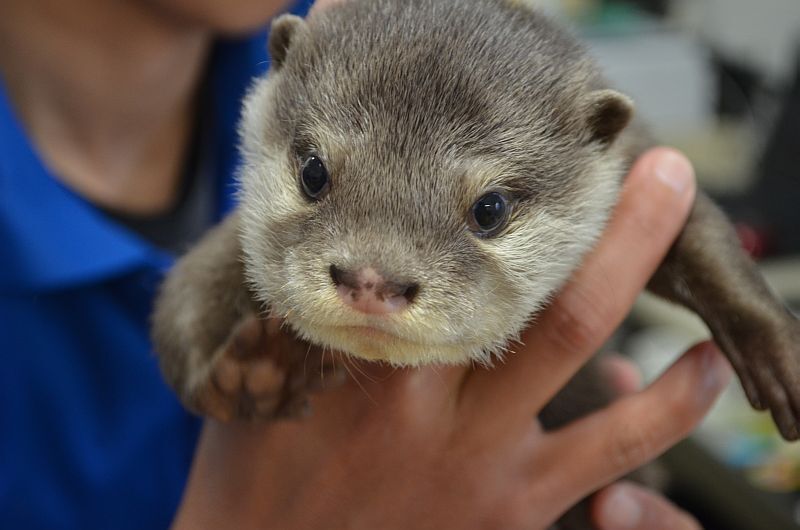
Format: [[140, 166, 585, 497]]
[[186, 317, 345, 422], [718, 311, 800, 441]]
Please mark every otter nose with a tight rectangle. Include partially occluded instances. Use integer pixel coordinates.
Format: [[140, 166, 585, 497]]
[[329, 265, 419, 315]]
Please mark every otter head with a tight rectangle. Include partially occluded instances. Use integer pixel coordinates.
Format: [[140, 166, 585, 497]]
[[237, 2, 633, 366]]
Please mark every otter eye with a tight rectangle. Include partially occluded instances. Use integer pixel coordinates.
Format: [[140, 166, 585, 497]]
[[469, 191, 510, 237], [300, 155, 330, 200]]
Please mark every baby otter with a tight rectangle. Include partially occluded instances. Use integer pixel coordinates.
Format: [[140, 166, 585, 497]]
[[153, 0, 800, 462]]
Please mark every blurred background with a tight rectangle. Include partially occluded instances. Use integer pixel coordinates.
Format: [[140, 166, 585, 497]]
[[531, 0, 800, 527]]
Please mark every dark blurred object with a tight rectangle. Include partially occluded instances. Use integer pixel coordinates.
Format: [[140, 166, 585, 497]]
[[713, 52, 761, 120], [664, 440, 800, 530], [752, 46, 800, 255], [612, 0, 669, 16], [713, 44, 800, 258]]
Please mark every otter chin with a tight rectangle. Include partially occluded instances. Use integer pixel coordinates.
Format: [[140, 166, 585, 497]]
[[290, 321, 482, 366]]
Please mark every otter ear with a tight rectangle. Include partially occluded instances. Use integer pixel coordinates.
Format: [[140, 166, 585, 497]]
[[583, 89, 634, 147], [268, 14, 305, 70]]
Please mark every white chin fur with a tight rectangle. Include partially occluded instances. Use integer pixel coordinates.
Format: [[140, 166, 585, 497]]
[[290, 320, 495, 366]]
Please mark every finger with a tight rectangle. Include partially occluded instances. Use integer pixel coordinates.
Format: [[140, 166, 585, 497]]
[[532, 342, 731, 517], [462, 148, 696, 419], [600, 354, 644, 395], [592, 481, 701, 530]]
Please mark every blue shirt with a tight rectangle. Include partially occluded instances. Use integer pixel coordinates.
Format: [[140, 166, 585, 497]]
[[0, 3, 312, 528]]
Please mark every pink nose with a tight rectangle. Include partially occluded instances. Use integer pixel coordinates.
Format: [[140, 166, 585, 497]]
[[329, 265, 419, 315]]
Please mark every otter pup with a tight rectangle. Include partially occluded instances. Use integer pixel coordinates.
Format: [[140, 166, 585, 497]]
[[154, 0, 800, 451]]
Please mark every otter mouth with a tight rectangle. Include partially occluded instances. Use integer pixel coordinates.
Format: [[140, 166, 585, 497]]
[[339, 325, 404, 342], [285, 315, 479, 366]]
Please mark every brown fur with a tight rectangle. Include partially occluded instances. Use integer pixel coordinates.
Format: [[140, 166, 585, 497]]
[[152, 1, 800, 527]]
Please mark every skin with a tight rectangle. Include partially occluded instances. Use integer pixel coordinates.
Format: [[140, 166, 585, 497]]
[[173, 149, 724, 530], [0, 0, 712, 527], [591, 357, 700, 530]]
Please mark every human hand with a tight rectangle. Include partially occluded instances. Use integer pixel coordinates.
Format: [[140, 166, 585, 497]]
[[171, 148, 727, 529], [590, 355, 702, 530]]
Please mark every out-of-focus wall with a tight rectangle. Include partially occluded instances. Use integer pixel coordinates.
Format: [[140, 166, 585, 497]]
[[674, 0, 800, 85]]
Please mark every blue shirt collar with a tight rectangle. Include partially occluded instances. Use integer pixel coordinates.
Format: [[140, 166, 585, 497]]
[[0, 32, 269, 294]]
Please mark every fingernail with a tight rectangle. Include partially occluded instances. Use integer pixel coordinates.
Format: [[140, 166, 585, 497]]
[[653, 150, 693, 195], [601, 485, 642, 529], [698, 343, 732, 398]]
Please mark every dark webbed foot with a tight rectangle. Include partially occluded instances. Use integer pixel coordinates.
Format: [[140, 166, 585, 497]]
[[186, 317, 344, 422], [715, 309, 800, 441]]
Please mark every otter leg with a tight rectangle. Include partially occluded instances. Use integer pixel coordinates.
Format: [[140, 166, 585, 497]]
[[152, 212, 318, 421], [648, 191, 800, 440]]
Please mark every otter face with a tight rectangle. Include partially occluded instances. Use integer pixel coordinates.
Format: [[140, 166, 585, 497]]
[[237, 3, 633, 366]]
